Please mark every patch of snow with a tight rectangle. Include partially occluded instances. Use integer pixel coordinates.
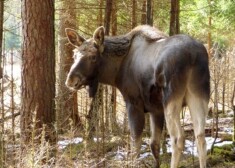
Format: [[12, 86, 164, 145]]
[[184, 137, 233, 156], [141, 144, 148, 151], [94, 137, 102, 142], [57, 137, 83, 149], [206, 118, 213, 124], [57, 136, 233, 158], [220, 127, 233, 134], [138, 152, 152, 159], [113, 147, 127, 160], [114, 153, 125, 160], [57, 137, 104, 150], [227, 111, 234, 116]]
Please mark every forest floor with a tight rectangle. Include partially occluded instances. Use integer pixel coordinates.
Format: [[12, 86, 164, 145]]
[[56, 109, 235, 168], [57, 137, 235, 168]]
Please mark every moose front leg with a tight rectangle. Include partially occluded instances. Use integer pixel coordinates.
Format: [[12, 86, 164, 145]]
[[126, 102, 145, 160]]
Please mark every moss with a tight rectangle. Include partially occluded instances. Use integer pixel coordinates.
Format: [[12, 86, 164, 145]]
[[64, 143, 84, 159], [221, 134, 233, 141], [207, 155, 225, 166], [209, 143, 235, 166], [167, 143, 235, 168], [213, 144, 234, 156]]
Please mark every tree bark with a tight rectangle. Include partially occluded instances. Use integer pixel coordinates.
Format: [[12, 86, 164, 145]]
[[146, 0, 153, 26], [21, 0, 56, 144], [141, 0, 147, 24], [222, 82, 225, 114], [57, 0, 82, 133], [207, 0, 212, 57], [211, 68, 219, 153], [98, 0, 103, 26], [111, 0, 117, 35], [231, 82, 235, 142], [0, 0, 3, 79], [169, 0, 180, 36], [104, 0, 112, 35], [86, 86, 102, 141], [132, 0, 137, 28], [0, 1, 4, 166]]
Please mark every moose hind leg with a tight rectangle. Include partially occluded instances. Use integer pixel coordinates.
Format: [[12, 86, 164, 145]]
[[149, 112, 164, 168], [164, 101, 185, 168], [127, 104, 145, 160], [187, 93, 208, 168]]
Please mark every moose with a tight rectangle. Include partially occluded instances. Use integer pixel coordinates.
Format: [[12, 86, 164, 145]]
[[65, 25, 210, 168]]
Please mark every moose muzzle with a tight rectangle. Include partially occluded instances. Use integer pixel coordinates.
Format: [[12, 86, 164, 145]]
[[65, 73, 84, 90]]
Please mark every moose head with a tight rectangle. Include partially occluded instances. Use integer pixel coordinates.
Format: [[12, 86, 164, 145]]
[[65, 27, 105, 97]]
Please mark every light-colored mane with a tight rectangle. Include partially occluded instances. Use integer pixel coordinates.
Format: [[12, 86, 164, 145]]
[[127, 25, 168, 41]]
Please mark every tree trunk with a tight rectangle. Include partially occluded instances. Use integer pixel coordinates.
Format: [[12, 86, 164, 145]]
[[211, 63, 219, 153], [98, 0, 103, 26], [169, 0, 180, 36], [222, 82, 225, 114], [0, 1, 4, 166], [111, 0, 117, 35], [86, 86, 102, 141], [21, 0, 56, 144], [57, 0, 82, 133], [0, 0, 3, 79], [207, 0, 212, 57], [146, 0, 153, 26], [175, 0, 180, 34], [231, 82, 235, 142], [132, 0, 137, 28], [141, 0, 147, 24], [104, 0, 112, 35], [110, 1, 118, 133]]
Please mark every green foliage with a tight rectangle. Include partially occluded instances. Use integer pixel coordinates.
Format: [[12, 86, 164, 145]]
[[180, 0, 235, 46], [153, 0, 170, 33], [180, 0, 210, 40], [4, 0, 21, 50], [5, 28, 21, 50]]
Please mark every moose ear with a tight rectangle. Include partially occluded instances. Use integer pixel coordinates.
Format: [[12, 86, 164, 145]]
[[65, 28, 86, 47], [93, 26, 105, 52]]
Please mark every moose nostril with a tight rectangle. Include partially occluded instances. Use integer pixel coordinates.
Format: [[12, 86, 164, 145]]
[[74, 82, 79, 87], [65, 71, 85, 89], [65, 78, 74, 87], [65, 76, 81, 89]]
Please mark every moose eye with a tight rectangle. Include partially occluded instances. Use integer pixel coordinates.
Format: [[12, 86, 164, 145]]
[[90, 55, 96, 62]]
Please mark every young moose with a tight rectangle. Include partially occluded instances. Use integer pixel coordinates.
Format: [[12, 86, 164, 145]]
[[65, 25, 210, 168]]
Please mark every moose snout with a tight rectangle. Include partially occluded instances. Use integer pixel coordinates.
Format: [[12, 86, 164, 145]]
[[65, 74, 81, 89]]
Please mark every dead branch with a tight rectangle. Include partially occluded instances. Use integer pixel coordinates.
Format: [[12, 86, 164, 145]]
[[0, 112, 20, 123]]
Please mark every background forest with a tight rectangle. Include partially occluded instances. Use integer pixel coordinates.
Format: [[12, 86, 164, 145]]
[[0, 0, 235, 167]]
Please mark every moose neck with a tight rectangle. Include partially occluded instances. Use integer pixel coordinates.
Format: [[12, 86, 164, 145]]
[[97, 36, 131, 87]]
